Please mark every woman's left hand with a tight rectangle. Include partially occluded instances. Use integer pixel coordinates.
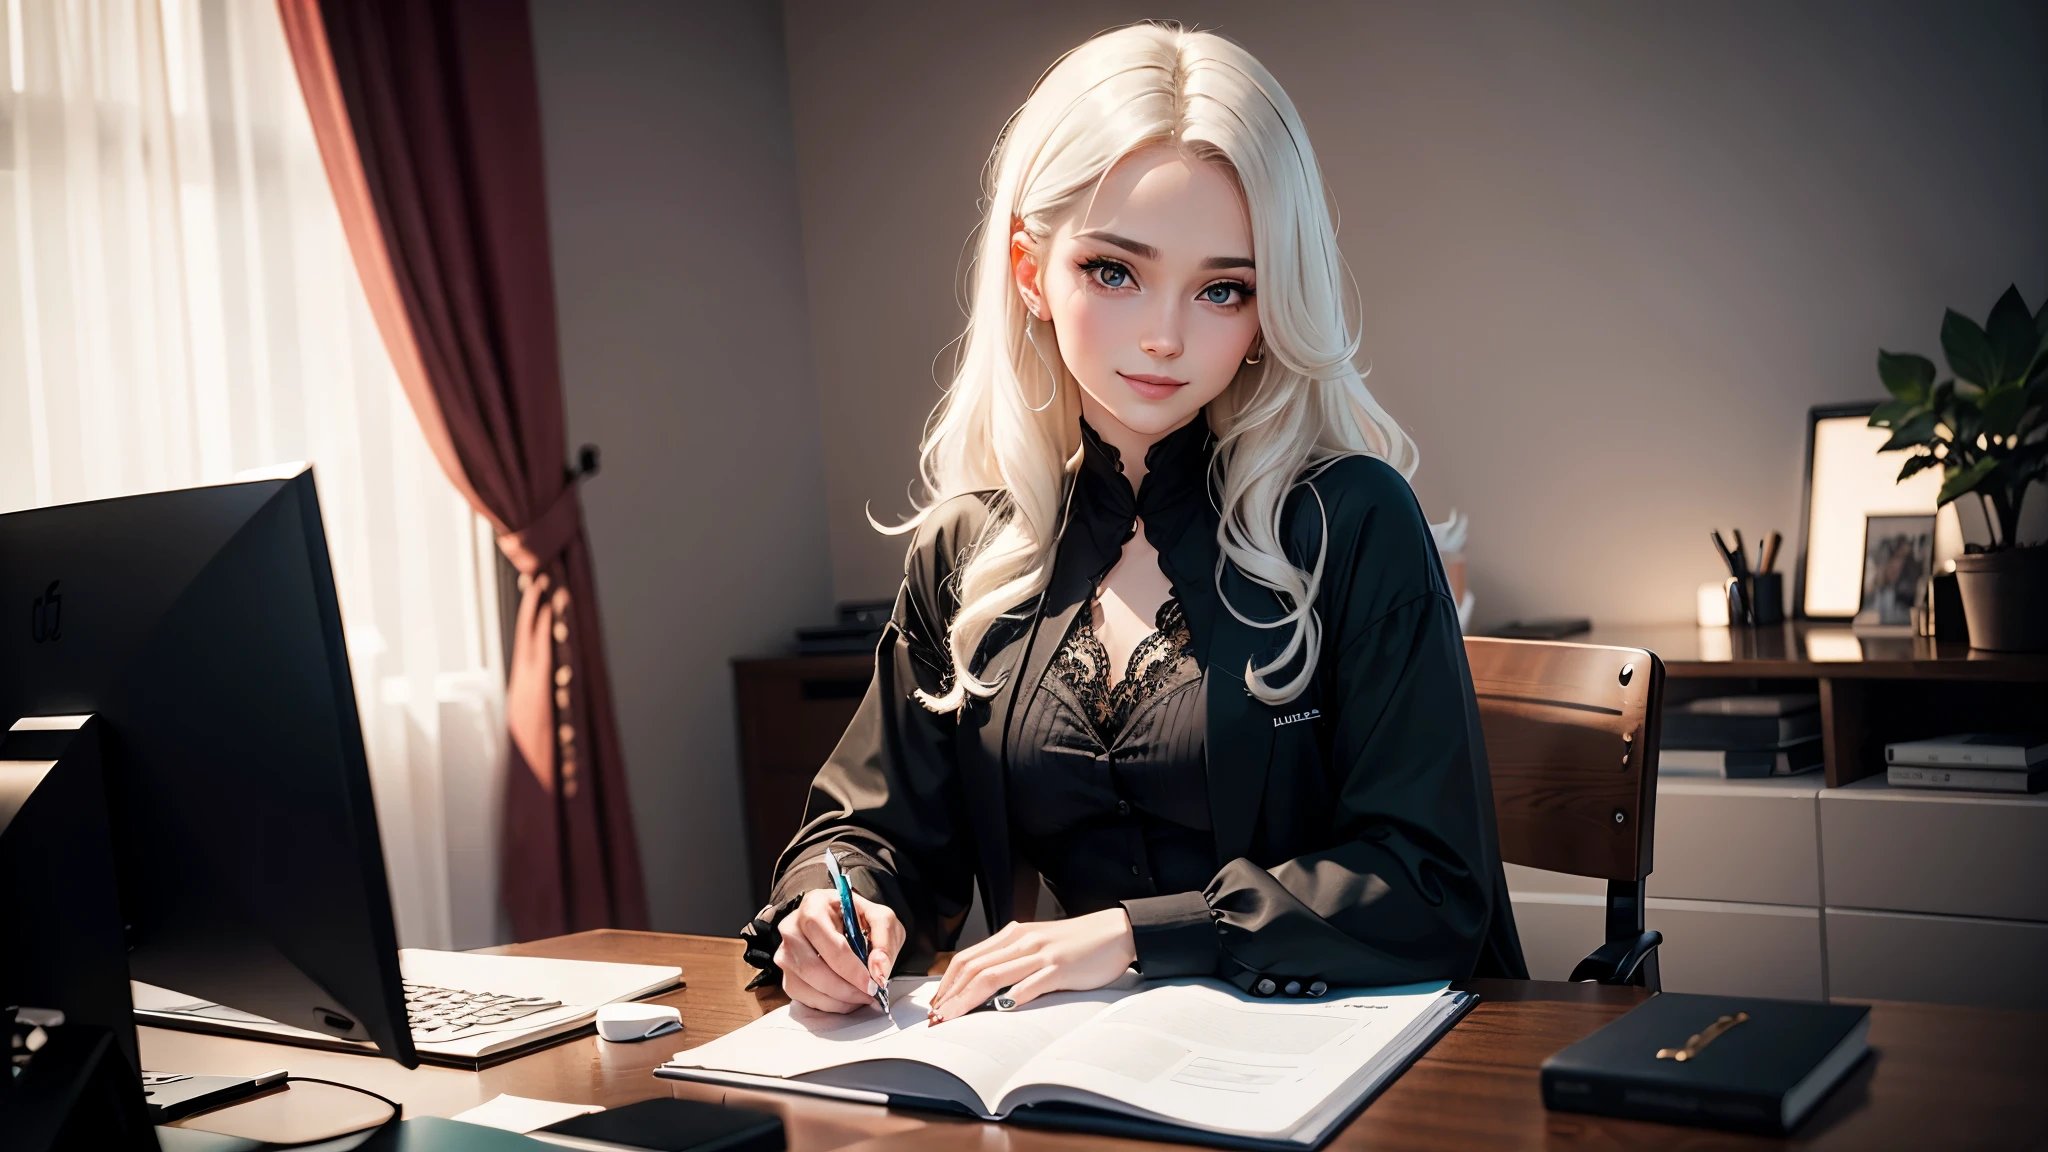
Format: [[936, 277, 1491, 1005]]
[[927, 907, 1137, 1023]]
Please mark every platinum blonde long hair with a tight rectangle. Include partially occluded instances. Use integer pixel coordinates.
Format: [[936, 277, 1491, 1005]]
[[884, 22, 1417, 713]]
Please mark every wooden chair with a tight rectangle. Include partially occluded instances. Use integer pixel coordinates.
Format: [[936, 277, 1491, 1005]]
[[1466, 637, 1665, 990]]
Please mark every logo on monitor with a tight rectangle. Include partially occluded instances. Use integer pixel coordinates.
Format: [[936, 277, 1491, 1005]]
[[31, 581, 61, 642]]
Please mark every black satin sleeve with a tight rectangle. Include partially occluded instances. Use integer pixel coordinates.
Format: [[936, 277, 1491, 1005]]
[[1120, 457, 1520, 988], [737, 494, 992, 982]]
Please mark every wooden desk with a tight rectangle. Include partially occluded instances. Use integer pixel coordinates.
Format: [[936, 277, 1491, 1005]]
[[144, 930, 2048, 1150]]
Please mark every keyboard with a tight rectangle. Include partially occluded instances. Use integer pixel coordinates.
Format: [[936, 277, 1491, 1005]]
[[403, 979, 563, 1042]]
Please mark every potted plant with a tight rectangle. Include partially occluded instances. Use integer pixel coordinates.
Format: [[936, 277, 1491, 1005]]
[[1870, 285, 2048, 651]]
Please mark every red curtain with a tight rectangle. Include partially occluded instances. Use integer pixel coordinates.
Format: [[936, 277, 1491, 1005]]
[[277, 0, 648, 939]]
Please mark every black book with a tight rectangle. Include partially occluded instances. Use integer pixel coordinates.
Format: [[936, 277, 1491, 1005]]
[[1661, 709, 1820, 750], [1541, 993, 1869, 1135], [538, 1097, 785, 1152]]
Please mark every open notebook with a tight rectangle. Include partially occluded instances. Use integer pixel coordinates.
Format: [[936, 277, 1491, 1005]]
[[658, 974, 1472, 1151]]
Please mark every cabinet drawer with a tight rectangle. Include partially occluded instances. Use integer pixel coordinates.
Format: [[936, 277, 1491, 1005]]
[[1820, 779, 2048, 922], [1506, 893, 1604, 981], [1507, 893, 1824, 1000], [1651, 777, 1821, 906], [1826, 908, 2048, 1010], [1645, 898, 1824, 1001]]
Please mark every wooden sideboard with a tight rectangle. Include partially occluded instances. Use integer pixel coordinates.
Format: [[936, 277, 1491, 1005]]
[[1519, 621, 2048, 1008], [732, 654, 872, 907], [1578, 620, 2048, 786]]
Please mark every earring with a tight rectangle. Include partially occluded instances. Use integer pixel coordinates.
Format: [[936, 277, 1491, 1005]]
[[1020, 316, 1060, 413], [1243, 336, 1264, 366]]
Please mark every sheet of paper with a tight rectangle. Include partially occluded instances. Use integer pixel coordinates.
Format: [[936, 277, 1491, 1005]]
[[998, 979, 1450, 1137], [668, 975, 1125, 1112], [451, 1094, 603, 1133]]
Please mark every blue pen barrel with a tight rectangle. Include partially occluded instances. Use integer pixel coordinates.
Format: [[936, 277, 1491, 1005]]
[[835, 877, 869, 962]]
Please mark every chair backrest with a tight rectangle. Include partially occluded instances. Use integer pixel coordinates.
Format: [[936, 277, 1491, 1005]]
[[1465, 637, 1664, 882]]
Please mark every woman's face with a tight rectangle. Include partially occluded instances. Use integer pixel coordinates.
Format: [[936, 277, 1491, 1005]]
[[1013, 145, 1260, 440]]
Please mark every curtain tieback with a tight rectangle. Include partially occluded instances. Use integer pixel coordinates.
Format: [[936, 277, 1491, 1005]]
[[497, 484, 583, 576]]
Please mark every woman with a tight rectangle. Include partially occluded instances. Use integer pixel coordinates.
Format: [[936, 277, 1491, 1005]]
[[740, 22, 1525, 1021]]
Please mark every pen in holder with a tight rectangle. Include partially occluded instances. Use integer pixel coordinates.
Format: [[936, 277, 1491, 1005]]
[[1738, 572, 1784, 626], [1710, 528, 1784, 627]]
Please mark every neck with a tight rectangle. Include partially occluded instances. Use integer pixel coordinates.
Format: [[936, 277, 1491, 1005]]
[[1078, 394, 1198, 495]]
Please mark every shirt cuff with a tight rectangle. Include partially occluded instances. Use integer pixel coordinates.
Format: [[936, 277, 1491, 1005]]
[[1122, 891, 1222, 978]]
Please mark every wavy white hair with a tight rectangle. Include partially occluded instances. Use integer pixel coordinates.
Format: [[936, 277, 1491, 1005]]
[[881, 21, 1418, 713]]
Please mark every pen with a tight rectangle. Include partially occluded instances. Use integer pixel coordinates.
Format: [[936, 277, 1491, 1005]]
[[1760, 531, 1781, 576], [1710, 530, 1740, 579], [821, 848, 889, 1014], [968, 986, 1018, 1015], [1729, 529, 1750, 578]]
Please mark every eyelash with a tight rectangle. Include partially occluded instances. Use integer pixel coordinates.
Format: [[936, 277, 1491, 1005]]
[[1076, 258, 1255, 308]]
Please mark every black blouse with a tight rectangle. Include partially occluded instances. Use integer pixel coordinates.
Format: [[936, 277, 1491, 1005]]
[[740, 406, 1527, 992], [1009, 587, 1214, 923]]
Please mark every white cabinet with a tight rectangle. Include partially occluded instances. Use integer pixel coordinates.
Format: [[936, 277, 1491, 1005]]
[[1819, 779, 2048, 922], [1826, 908, 2048, 1010], [1502, 774, 2045, 1004]]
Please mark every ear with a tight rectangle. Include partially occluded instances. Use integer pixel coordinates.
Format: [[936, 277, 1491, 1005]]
[[1010, 222, 1051, 322]]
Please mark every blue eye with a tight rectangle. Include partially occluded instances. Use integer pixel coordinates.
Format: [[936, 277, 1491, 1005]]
[[1079, 258, 1133, 289], [1201, 282, 1249, 306]]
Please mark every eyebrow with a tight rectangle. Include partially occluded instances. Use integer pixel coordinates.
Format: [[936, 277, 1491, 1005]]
[[1076, 230, 1254, 272]]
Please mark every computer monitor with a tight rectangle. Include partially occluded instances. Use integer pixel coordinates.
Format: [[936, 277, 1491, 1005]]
[[0, 469, 417, 1071]]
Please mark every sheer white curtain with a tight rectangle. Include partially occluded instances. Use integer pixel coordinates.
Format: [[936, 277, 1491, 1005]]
[[0, 0, 508, 950]]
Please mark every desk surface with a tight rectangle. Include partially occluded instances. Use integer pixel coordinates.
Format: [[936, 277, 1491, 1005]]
[[1581, 620, 2048, 681], [144, 930, 2048, 1151]]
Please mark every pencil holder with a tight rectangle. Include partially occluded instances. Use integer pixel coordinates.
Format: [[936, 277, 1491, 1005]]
[[1738, 573, 1784, 625]]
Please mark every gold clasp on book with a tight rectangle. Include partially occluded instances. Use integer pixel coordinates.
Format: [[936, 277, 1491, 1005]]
[[1655, 1011, 1749, 1062]]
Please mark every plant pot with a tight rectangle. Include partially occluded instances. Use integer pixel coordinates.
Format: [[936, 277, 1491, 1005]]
[[1953, 546, 2048, 652]]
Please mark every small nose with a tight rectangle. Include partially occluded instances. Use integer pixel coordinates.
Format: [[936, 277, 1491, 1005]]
[[1139, 300, 1184, 360]]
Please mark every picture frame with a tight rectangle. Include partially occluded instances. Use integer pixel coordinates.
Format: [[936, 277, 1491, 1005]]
[[1854, 513, 1935, 631], [1793, 402, 1961, 619]]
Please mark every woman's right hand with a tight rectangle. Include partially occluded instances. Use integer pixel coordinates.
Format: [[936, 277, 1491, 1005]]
[[774, 887, 904, 1013]]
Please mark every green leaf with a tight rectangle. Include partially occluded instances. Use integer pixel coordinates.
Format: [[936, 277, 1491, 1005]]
[[1942, 309, 1998, 387], [1896, 452, 1943, 483], [1985, 285, 2036, 385], [1879, 410, 1939, 451], [1981, 386, 2027, 437], [1877, 350, 1936, 402], [1869, 397, 1916, 427], [1938, 456, 1999, 506]]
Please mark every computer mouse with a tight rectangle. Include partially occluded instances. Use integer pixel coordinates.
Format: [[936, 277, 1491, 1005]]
[[595, 1002, 683, 1042]]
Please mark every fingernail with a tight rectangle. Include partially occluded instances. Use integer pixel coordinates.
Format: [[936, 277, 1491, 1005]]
[[867, 980, 878, 995]]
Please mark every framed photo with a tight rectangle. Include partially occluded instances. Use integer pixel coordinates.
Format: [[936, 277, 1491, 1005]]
[[1794, 403, 1961, 619], [1855, 514, 1934, 629]]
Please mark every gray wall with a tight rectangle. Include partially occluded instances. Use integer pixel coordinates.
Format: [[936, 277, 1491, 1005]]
[[782, 0, 2048, 625], [531, 0, 831, 933]]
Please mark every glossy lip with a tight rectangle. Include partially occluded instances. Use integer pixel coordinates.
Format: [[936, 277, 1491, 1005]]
[[1118, 371, 1188, 400]]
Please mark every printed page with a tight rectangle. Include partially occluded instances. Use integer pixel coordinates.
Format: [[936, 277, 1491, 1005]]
[[995, 978, 1450, 1138], [665, 976, 1126, 1114]]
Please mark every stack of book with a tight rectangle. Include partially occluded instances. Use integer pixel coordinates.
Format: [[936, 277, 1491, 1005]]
[[793, 599, 895, 655], [1885, 734, 2047, 794], [1659, 695, 1822, 779]]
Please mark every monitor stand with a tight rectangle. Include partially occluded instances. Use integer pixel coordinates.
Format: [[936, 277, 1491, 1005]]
[[0, 717, 161, 1151]]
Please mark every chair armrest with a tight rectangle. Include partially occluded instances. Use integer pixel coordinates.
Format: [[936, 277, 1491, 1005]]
[[1569, 930, 1662, 986]]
